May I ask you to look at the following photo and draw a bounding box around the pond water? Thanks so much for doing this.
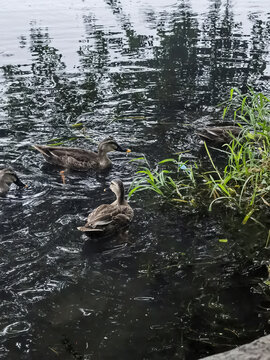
[1,0,270,359]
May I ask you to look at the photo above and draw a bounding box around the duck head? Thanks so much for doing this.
[0,168,26,194]
[98,138,126,153]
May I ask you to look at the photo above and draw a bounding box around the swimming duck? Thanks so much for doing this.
[196,126,242,144]
[0,168,26,195]
[77,179,134,237]
[33,137,130,171]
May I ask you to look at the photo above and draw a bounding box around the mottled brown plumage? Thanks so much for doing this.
[33,138,127,171]
[77,179,133,237]
[197,126,242,144]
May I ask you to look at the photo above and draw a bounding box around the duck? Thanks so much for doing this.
[77,179,134,238]
[196,125,242,144]
[33,137,130,171]
[0,168,26,195]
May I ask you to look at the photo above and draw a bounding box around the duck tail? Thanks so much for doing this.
[33,145,51,157]
[77,226,103,233]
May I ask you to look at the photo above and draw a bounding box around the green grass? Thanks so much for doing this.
[129,88,270,226]
[203,88,270,219]
[129,155,198,205]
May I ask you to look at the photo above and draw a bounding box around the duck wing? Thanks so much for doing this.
[86,204,119,227]
[33,145,98,170]
[196,126,241,143]
[77,204,115,233]
[78,204,133,234]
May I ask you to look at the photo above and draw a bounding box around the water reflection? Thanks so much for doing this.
[0,0,270,359]
[2,27,93,122]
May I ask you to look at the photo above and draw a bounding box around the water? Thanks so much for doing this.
[1,0,270,359]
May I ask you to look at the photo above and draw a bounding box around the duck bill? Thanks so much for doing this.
[14,176,26,188]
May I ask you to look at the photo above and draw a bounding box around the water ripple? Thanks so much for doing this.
[1,322,31,336]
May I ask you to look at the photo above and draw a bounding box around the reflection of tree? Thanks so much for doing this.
[77,0,153,117]
[244,17,270,87]
[2,0,270,126]
[78,18,109,74]
[201,0,246,104]
[74,0,270,151]
[203,0,270,104]
[199,0,237,105]
[152,2,199,110]
[148,0,270,110]
[105,0,150,53]
[2,26,98,123]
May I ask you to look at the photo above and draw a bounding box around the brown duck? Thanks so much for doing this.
[196,126,242,144]
[33,137,130,171]
[77,179,134,237]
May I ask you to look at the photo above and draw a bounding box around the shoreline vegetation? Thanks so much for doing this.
[129,88,270,239]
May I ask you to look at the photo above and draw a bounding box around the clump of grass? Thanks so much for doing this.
[203,88,270,222]
[129,155,198,205]
[129,88,270,225]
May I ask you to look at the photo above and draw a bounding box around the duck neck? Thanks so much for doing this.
[98,150,111,167]
[0,179,9,193]
[116,191,125,206]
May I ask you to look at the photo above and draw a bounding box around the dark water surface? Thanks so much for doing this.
[1,0,270,359]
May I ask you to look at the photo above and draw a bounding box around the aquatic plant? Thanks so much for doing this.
[129,155,198,205]
[129,88,270,226]
[203,88,270,221]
